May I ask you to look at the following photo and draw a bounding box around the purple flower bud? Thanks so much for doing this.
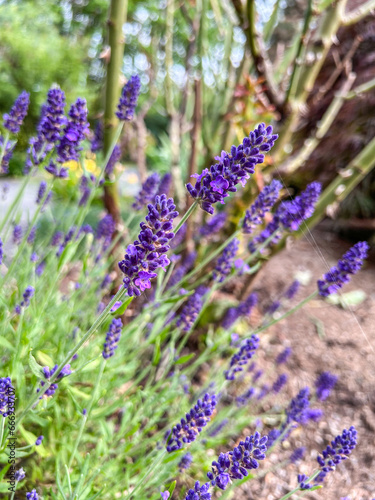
[272,374,288,393]
[213,238,239,283]
[222,292,257,329]
[242,180,282,234]
[0,377,14,417]
[91,121,103,152]
[35,435,44,446]
[15,286,35,314]
[116,75,141,121]
[177,287,208,331]
[0,237,3,265]
[315,371,338,401]
[184,481,211,500]
[13,224,22,245]
[133,172,160,211]
[36,181,47,204]
[157,172,172,196]
[27,226,37,245]
[0,136,14,174]
[102,318,123,359]
[106,144,121,176]
[200,212,227,238]
[15,468,26,481]
[290,446,306,463]
[276,347,291,365]
[26,490,39,500]
[57,98,89,164]
[3,91,30,134]
[225,335,259,381]
[178,452,193,470]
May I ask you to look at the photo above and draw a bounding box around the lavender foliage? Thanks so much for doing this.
[26,490,39,500]
[178,452,193,470]
[186,124,278,214]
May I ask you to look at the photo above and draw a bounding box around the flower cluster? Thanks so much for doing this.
[222,292,257,329]
[272,373,288,393]
[102,318,123,359]
[116,75,141,121]
[184,481,211,500]
[224,335,260,380]
[298,474,312,490]
[186,123,278,214]
[317,242,369,296]
[56,98,89,164]
[3,91,30,134]
[106,144,121,176]
[0,136,14,173]
[315,371,338,401]
[132,172,160,210]
[26,490,39,500]
[276,347,291,365]
[0,377,14,417]
[213,238,239,282]
[37,364,72,398]
[284,387,311,426]
[178,452,193,470]
[200,212,227,237]
[166,393,217,452]
[242,179,282,234]
[15,468,26,481]
[176,287,207,332]
[15,286,35,314]
[13,224,22,245]
[315,426,357,483]
[285,280,300,299]
[157,172,172,196]
[97,213,116,249]
[0,236,3,265]
[207,432,268,490]
[118,194,178,296]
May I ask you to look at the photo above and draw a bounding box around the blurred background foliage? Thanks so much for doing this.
[1,0,375,230]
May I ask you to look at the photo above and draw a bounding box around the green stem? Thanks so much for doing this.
[68,357,107,468]
[12,287,129,435]
[277,470,320,500]
[174,200,198,234]
[0,175,30,234]
[124,450,167,500]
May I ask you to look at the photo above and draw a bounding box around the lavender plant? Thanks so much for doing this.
[0,82,370,500]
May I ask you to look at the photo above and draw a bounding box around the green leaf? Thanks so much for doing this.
[152,336,161,366]
[37,350,54,367]
[175,353,195,365]
[28,350,44,379]
[110,296,133,315]
[0,336,15,352]
[166,480,177,497]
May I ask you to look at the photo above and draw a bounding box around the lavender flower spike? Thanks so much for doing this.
[315,426,357,483]
[166,393,217,452]
[26,490,39,500]
[56,98,89,164]
[315,372,338,401]
[0,237,3,265]
[13,225,22,245]
[317,241,369,297]
[186,123,278,214]
[132,172,160,210]
[116,75,141,121]
[222,292,257,329]
[36,181,47,204]
[102,318,123,359]
[15,286,35,314]
[200,212,227,237]
[119,194,178,296]
[207,432,268,490]
[177,287,208,331]
[224,335,260,380]
[3,91,30,134]
[15,468,26,481]
[213,238,239,282]
[185,481,212,500]
[0,377,14,417]
[243,179,282,234]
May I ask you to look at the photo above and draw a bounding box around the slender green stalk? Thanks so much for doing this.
[0,417,5,449]
[0,132,10,168]
[0,175,30,234]
[278,471,320,499]
[124,450,167,500]
[174,200,198,234]
[68,357,107,468]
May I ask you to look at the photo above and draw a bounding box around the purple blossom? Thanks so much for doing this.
[91,121,103,152]
[26,490,39,500]
[290,446,306,463]
[285,280,300,299]
[272,374,288,393]
[222,292,257,329]
[27,226,36,245]
[36,181,47,204]
[15,286,35,314]
[187,124,278,214]
[224,335,260,381]
[30,252,39,263]
[166,393,217,452]
[317,242,369,297]
[51,231,63,247]
[284,388,311,427]
[45,161,68,178]
[236,388,255,406]
[200,212,227,237]
[15,468,26,481]
[298,474,312,490]
[161,492,170,500]
[35,435,44,446]
[36,261,46,276]
[0,136,14,173]
[106,144,121,176]
[242,180,282,234]
[78,176,91,207]
[97,214,116,246]
[37,364,72,399]
[267,300,281,315]
[0,377,14,417]
[177,287,207,331]
[315,426,357,483]
[132,172,160,211]
[13,224,22,244]
[208,418,229,436]
[185,481,211,500]
[315,372,338,401]
[157,172,172,196]
[266,428,281,449]
[276,347,291,365]
[102,318,123,359]
[207,432,268,490]
[178,452,193,470]
[56,98,89,163]
[118,194,178,296]
[0,237,3,265]
[213,238,239,282]
[116,75,141,121]
[3,91,30,134]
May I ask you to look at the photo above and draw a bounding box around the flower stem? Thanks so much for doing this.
[277,470,320,499]
[174,200,198,234]
[124,449,167,500]
[0,174,30,234]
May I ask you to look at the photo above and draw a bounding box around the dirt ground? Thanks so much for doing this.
[238,226,375,500]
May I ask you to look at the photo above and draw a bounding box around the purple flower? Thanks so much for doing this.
[236,388,255,406]
[78,176,91,207]
[177,287,207,332]
[317,241,369,297]
[36,181,47,204]
[13,224,22,245]
[290,447,306,463]
[26,490,39,500]
[222,292,257,329]
[267,300,281,315]
[285,280,300,299]
[97,214,116,246]
[110,300,122,312]
[166,393,217,452]
[91,121,103,152]
[102,318,123,359]
[116,75,141,121]
[315,372,338,401]
[15,286,35,314]
[106,144,121,176]
[118,194,178,296]
[200,212,227,237]
[0,377,14,417]
[266,428,281,449]
[35,435,44,446]
[272,374,288,393]
[36,261,46,277]
[187,124,278,214]
[213,238,239,282]
[276,347,291,365]
[178,452,193,470]
[208,418,229,436]
[30,252,39,263]
[284,388,311,427]
[56,98,89,163]
[0,237,3,265]
[298,474,312,490]
[224,335,260,381]
[37,364,72,398]
[242,180,282,234]
[161,492,170,500]
[0,136,14,174]
[45,161,68,178]
[3,91,30,134]
[315,426,357,483]
[51,231,63,247]
[185,481,211,500]
[27,226,37,245]
[157,172,172,196]
[15,468,26,481]
[207,432,268,490]
[132,173,160,211]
